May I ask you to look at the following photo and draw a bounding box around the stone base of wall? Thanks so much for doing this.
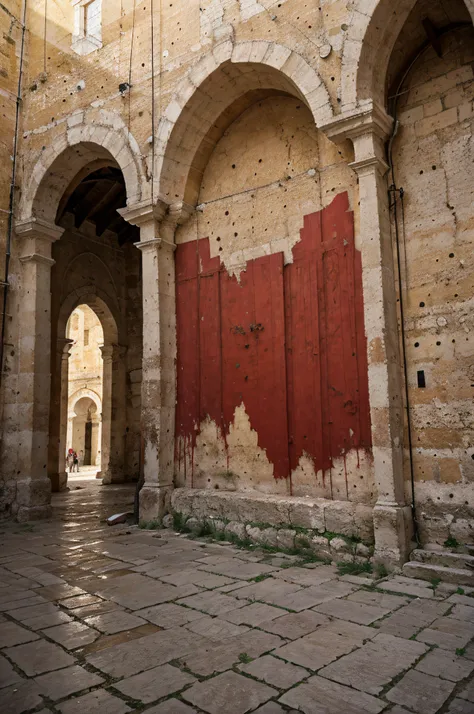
[170,488,375,543]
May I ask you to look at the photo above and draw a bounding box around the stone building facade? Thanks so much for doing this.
[0,0,473,568]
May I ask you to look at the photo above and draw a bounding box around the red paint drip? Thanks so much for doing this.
[175,192,372,482]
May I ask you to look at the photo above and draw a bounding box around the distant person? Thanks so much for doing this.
[66,449,74,473]
[72,450,79,473]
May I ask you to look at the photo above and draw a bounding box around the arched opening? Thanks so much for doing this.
[65,305,104,476]
[385,0,474,545]
[45,150,143,493]
[166,57,374,512]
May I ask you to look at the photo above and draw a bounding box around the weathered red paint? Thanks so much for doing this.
[175,191,371,485]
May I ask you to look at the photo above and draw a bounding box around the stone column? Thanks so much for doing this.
[322,104,413,567]
[118,200,192,521]
[50,338,73,492]
[14,218,64,521]
[97,344,113,482]
[108,344,127,482]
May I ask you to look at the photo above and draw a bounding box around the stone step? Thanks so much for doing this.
[402,561,474,586]
[410,548,474,570]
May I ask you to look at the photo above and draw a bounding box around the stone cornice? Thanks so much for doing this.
[15,217,64,242]
[349,155,390,176]
[19,253,55,267]
[320,102,394,144]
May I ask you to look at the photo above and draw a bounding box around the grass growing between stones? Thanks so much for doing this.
[336,561,373,576]
[238,652,253,664]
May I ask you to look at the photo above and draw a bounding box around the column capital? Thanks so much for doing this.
[15,217,64,242]
[100,344,127,360]
[320,101,394,145]
[119,198,194,232]
[19,253,55,267]
[134,237,177,253]
[57,337,74,357]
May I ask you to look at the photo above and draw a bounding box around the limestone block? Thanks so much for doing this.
[276,529,296,551]
[450,520,474,545]
[311,536,332,560]
[263,43,292,70]
[225,521,247,541]
[325,501,356,537]
[209,518,227,533]
[212,40,233,66]
[246,526,278,548]
[330,537,351,554]
[289,501,326,532]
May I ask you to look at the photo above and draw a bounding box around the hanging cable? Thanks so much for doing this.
[150,0,156,204]
[127,0,136,132]
[0,0,27,390]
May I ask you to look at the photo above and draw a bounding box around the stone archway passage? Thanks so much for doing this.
[175,192,372,495]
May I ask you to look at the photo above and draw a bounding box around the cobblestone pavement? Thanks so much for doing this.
[1,476,473,714]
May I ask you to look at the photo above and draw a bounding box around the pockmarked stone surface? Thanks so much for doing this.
[0,479,472,713]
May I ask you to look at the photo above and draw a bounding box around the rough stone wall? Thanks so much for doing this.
[392,26,474,545]
[0,0,22,417]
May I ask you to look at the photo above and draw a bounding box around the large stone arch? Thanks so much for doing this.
[58,269,121,346]
[341,0,474,109]
[155,39,333,205]
[68,387,102,415]
[19,109,149,225]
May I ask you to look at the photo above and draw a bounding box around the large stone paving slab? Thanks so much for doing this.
[57,688,131,714]
[135,602,207,628]
[183,670,277,714]
[417,616,474,650]
[386,669,456,714]
[375,597,451,639]
[4,638,75,676]
[86,627,210,677]
[0,680,44,714]
[0,653,23,688]
[415,648,474,681]
[0,620,40,646]
[238,653,309,689]
[279,674,385,714]
[145,701,197,714]
[313,597,389,625]
[94,573,201,610]
[258,610,329,640]
[113,662,196,703]
[319,633,428,695]
[34,664,104,700]
[177,590,247,616]
[42,621,99,648]
[180,629,284,677]
[273,620,375,670]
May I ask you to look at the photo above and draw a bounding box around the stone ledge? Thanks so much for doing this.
[170,488,374,543]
